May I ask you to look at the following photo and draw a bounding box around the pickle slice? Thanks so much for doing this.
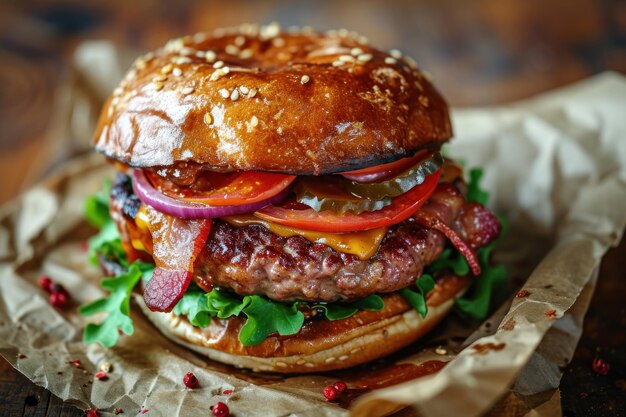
[295,177,392,214]
[347,152,443,199]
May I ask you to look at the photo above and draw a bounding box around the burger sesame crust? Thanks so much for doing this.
[93,23,452,174]
[137,275,468,373]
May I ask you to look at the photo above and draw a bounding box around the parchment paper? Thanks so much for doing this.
[0,40,624,417]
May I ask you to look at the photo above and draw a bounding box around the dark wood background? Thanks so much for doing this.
[0,0,624,416]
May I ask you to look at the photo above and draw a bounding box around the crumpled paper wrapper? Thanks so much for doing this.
[0,39,624,416]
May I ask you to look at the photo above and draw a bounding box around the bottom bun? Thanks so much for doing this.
[137,275,468,373]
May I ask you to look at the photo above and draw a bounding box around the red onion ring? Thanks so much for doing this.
[132,170,291,219]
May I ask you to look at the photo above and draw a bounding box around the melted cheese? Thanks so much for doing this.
[134,207,387,260]
[223,214,387,260]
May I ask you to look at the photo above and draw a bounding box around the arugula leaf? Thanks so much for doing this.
[87,221,127,266]
[466,168,489,205]
[352,294,385,310]
[455,243,507,320]
[311,294,385,321]
[400,274,435,318]
[84,179,112,228]
[454,214,508,320]
[79,263,154,347]
[84,179,128,268]
[453,169,508,320]
[173,291,214,328]
[208,289,249,319]
[239,295,305,346]
[428,248,470,276]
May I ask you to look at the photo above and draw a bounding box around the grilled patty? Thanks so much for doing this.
[110,174,500,302]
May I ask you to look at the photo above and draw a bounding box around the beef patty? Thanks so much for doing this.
[110,173,500,302]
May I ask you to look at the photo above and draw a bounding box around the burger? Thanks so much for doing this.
[81,23,502,373]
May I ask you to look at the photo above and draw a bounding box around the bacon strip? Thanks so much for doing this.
[413,210,481,275]
[141,206,212,312]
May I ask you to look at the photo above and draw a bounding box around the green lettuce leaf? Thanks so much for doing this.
[172,290,215,328]
[239,295,305,346]
[310,294,385,321]
[79,263,154,347]
[466,168,489,205]
[428,248,470,276]
[400,274,436,318]
[84,178,112,228]
[87,221,127,266]
[453,168,508,320]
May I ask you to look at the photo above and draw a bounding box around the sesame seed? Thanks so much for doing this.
[219,88,229,98]
[300,75,310,84]
[390,49,402,59]
[239,48,253,59]
[113,87,123,96]
[325,357,336,363]
[192,32,207,43]
[250,115,258,127]
[339,355,349,361]
[234,35,246,46]
[350,47,363,56]
[435,346,448,355]
[213,60,224,69]
[154,82,164,91]
[272,37,286,47]
[276,362,288,368]
[248,88,258,97]
[205,51,217,62]
[174,57,192,65]
[225,45,240,55]
[385,57,397,64]
[161,64,173,74]
[181,86,195,95]
[135,58,147,69]
[339,55,355,62]
[405,55,418,68]
[172,67,182,76]
[195,50,205,58]
[332,60,344,67]
[204,112,213,125]
[305,362,314,368]
[152,74,168,82]
[239,85,249,95]
[296,359,305,365]
[357,53,373,62]
[180,47,195,56]
[222,66,230,74]
[230,89,240,101]
[260,22,281,40]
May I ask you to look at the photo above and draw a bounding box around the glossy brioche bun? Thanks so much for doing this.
[94,23,452,175]
[137,275,467,373]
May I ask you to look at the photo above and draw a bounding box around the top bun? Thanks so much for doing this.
[94,23,452,174]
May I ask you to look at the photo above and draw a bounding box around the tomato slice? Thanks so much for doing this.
[340,150,428,183]
[255,170,441,232]
[146,171,296,206]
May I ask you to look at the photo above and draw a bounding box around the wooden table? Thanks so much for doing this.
[0,1,624,416]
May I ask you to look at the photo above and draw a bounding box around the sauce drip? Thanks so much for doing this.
[332,360,447,407]
[471,342,506,355]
